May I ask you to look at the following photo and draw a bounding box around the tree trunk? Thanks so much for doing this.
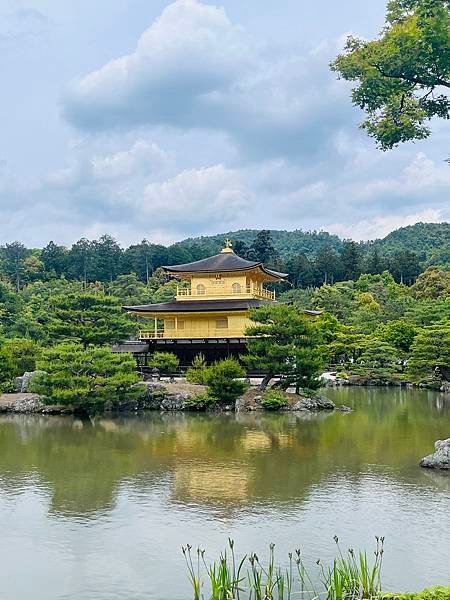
[258,373,273,390]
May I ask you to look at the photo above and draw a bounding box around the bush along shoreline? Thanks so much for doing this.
[182,538,450,600]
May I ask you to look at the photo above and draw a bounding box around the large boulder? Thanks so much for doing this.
[291,395,335,411]
[420,439,450,470]
[14,371,46,393]
[160,392,188,411]
[0,393,44,413]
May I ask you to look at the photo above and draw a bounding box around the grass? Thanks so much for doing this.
[183,536,387,600]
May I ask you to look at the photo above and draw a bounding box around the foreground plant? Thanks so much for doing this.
[183,537,387,600]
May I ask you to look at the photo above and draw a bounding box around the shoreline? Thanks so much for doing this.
[1,378,448,416]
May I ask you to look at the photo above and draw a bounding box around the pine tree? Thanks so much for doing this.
[32,344,142,413]
[408,321,450,381]
[244,304,323,392]
[40,293,136,348]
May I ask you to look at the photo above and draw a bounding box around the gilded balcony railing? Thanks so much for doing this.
[139,328,247,339]
[176,285,275,301]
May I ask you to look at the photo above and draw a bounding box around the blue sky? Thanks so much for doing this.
[1,0,449,247]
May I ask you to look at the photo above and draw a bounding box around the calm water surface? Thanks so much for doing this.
[0,388,449,599]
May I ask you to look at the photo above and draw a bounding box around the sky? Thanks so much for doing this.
[1,0,449,248]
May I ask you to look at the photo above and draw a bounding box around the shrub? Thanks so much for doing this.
[183,392,215,411]
[0,340,15,391]
[3,338,42,376]
[185,353,208,384]
[149,351,180,374]
[203,357,248,404]
[261,389,288,411]
[31,344,143,413]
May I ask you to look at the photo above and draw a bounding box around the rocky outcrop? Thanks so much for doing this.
[14,371,46,393]
[0,393,44,413]
[136,382,203,411]
[290,395,335,411]
[0,393,69,414]
[420,439,450,470]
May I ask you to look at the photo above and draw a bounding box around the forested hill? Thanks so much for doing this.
[179,222,450,262]
[372,222,450,261]
[0,221,448,291]
[178,229,344,259]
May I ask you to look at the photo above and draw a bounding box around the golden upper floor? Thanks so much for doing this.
[165,239,286,302]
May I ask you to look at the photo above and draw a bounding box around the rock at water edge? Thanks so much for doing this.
[420,438,450,470]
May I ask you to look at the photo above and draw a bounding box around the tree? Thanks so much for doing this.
[23,255,46,285]
[244,304,323,392]
[312,282,356,321]
[408,321,450,380]
[285,253,318,288]
[0,339,15,391]
[250,230,277,263]
[108,273,152,305]
[376,319,418,353]
[340,242,363,280]
[354,339,400,380]
[41,241,68,277]
[92,235,123,282]
[388,250,422,284]
[149,352,180,374]
[331,0,450,150]
[31,344,142,413]
[0,280,23,334]
[203,358,248,404]
[41,293,136,348]
[315,246,342,284]
[2,242,29,291]
[233,240,251,259]
[68,238,95,284]
[410,266,450,299]
[2,338,42,376]
[364,247,387,275]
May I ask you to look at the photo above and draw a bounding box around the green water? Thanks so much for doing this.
[0,387,448,599]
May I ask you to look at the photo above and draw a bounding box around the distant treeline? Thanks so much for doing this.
[0,222,448,291]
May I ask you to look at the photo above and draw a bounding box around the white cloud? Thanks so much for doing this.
[47,139,168,187]
[63,0,355,161]
[91,141,167,181]
[327,209,446,241]
[140,164,251,232]
[64,0,251,131]
[362,153,450,199]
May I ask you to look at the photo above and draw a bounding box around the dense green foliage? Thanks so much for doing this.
[185,353,208,384]
[203,358,248,404]
[0,225,448,299]
[261,389,289,410]
[148,351,180,374]
[31,344,142,413]
[41,293,136,348]
[331,0,450,149]
[0,227,447,396]
[245,304,324,392]
[290,268,450,384]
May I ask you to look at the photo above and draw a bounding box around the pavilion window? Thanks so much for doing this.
[196,284,206,295]
[216,318,228,329]
[232,283,241,294]
[177,320,185,330]
[165,318,175,330]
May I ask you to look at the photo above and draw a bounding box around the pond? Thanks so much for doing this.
[0,387,448,599]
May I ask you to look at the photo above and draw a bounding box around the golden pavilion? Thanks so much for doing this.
[123,240,288,364]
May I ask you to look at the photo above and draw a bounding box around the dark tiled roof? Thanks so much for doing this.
[123,299,270,313]
[163,253,287,279]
